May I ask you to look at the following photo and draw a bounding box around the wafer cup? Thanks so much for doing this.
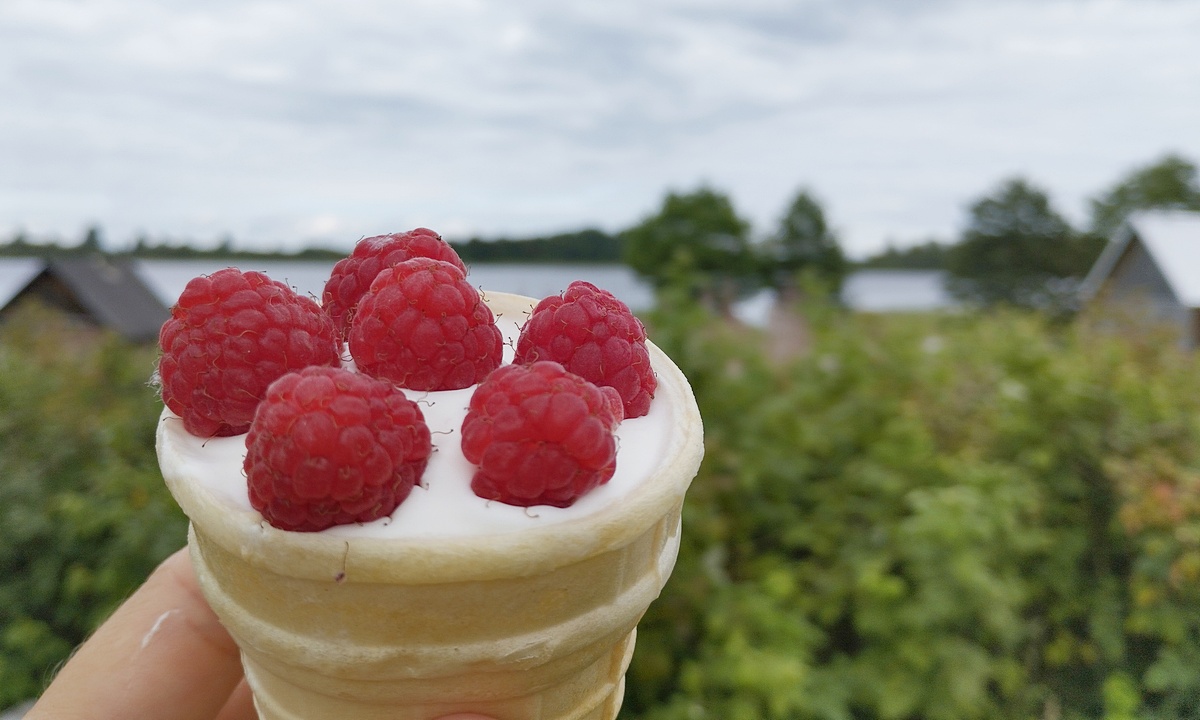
[158,291,704,720]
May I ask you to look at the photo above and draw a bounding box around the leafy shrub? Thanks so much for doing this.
[625,288,1200,720]
[6,289,1200,719]
[0,305,186,706]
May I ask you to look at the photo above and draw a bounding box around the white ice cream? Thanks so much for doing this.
[157,294,674,539]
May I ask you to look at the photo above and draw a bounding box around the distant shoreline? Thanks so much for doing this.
[0,228,626,266]
[0,250,628,266]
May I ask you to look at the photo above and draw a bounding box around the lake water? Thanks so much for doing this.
[133,259,657,312]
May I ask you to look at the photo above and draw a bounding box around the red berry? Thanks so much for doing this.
[245,366,432,532]
[349,258,503,391]
[322,228,466,338]
[158,268,340,437]
[513,281,656,418]
[461,361,623,508]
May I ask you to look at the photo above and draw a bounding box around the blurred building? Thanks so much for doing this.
[1080,210,1200,348]
[0,256,169,343]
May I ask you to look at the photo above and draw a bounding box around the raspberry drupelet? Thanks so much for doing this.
[158,268,340,437]
[514,280,657,418]
[322,228,466,339]
[461,361,623,508]
[245,366,433,532]
[348,257,503,392]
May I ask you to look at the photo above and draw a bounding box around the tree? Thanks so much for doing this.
[1090,154,1200,237]
[80,225,103,252]
[452,229,621,264]
[620,187,755,308]
[945,178,1096,309]
[762,189,846,290]
[1,230,33,257]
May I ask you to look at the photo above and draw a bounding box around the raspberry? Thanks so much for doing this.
[461,361,623,508]
[322,228,466,338]
[158,268,340,437]
[348,257,503,391]
[245,366,432,532]
[513,281,657,418]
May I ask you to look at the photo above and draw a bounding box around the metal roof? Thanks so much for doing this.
[2,256,169,342]
[1081,210,1200,307]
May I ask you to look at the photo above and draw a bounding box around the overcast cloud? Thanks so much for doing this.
[1,0,1198,257]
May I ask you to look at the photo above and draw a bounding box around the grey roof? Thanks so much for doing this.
[1081,210,1200,306]
[4,256,170,342]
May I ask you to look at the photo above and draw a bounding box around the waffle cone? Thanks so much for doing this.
[158,291,704,720]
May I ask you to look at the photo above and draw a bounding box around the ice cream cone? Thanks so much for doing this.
[158,291,704,720]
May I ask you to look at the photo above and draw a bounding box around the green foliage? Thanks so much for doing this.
[0,305,186,706]
[0,230,345,262]
[946,178,1101,311]
[621,187,756,306]
[763,190,847,291]
[2,225,625,265]
[1090,154,1200,238]
[624,289,1200,719]
[9,212,1200,718]
[452,228,621,264]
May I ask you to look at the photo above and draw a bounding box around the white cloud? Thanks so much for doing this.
[0,0,1198,256]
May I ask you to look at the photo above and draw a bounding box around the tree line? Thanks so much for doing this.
[864,154,1200,307]
[0,226,626,265]
[0,226,625,265]
[622,153,1200,311]
[2,152,1198,312]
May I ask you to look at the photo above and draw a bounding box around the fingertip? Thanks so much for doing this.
[214,679,256,720]
[31,543,244,720]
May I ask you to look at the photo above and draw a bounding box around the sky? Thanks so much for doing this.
[1,0,1198,259]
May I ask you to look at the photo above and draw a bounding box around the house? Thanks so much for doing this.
[1080,210,1200,348]
[0,255,170,343]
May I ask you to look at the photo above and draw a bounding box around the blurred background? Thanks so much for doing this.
[3,1,1200,718]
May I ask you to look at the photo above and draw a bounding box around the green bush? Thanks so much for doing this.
[625,289,1200,720]
[0,305,186,706]
[6,290,1200,719]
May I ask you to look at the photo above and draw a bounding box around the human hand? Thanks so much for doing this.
[27,547,494,720]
